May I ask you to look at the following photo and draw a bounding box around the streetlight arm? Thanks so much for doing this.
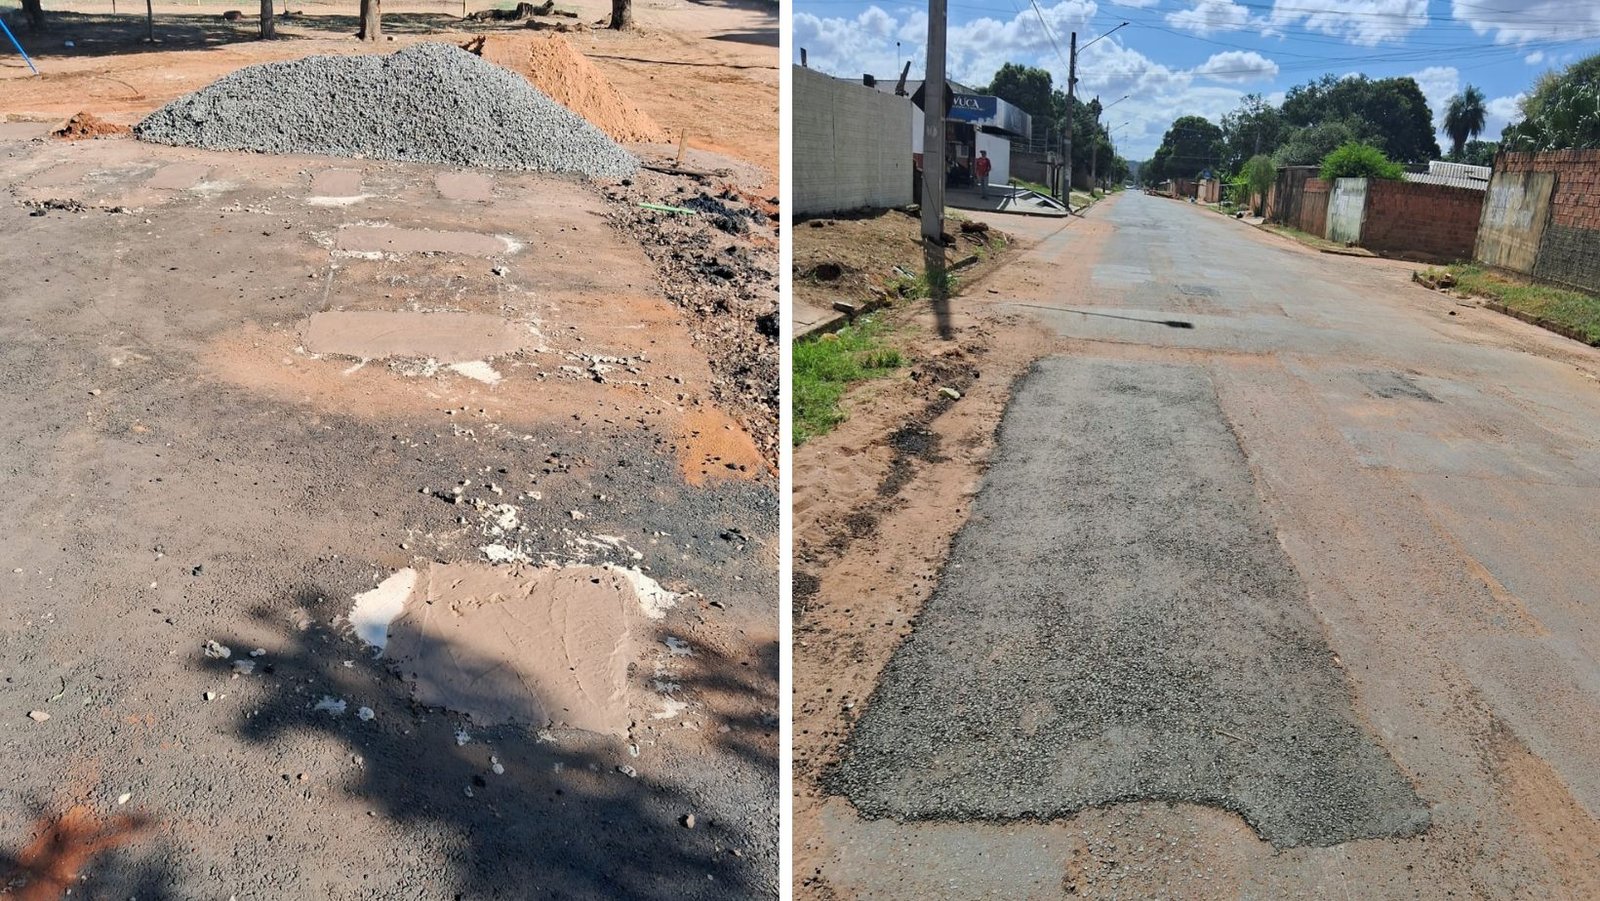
[1075,21,1126,53]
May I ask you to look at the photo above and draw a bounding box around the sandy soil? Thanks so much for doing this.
[1,0,777,181]
[795,193,1600,898]
[0,1,777,895]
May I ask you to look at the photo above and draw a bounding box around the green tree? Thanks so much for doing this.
[1150,115,1224,180]
[1461,140,1499,167]
[1220,94,1287,172]
[1273,120,1358,166]
[1320,142,1405,180]
[1502,53,1600,151]
[1241,154,1276,215]
[1282,74,1439,163]
[1441,85,1487,159]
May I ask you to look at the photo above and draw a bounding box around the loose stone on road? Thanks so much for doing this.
[830,356,1429,849]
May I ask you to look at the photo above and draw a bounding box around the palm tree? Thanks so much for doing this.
[1442,86,1487,160]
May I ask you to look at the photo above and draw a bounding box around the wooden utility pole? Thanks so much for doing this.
[1063,32,1077,211]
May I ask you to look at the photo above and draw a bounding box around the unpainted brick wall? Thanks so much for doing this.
[1493,149,1600,290]
[793,67,913,216]
[1361,180,1484,262]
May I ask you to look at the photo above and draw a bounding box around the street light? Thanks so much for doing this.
[1080,21,1128,52]
[1060,22,1127,208]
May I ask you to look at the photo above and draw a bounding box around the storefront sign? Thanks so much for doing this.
[949,94,998,121]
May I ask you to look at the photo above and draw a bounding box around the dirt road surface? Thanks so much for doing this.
[0,3,777,895]
[796,192,1600,898]
[0,0,776,181]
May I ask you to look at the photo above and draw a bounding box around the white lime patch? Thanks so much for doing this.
[349,568,418,654]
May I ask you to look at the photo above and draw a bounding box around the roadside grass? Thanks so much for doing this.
[793,317,904,445]
[1427,263,1600,344]
[1009,177,1051,196]
[885,266,958,300]
[1259,222,1352,254]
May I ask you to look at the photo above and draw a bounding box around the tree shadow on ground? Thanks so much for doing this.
[4,10,536,60]
[708,30,774,47]
[174,586,774,899]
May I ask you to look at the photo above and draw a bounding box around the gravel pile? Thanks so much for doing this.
[134,43,637,177]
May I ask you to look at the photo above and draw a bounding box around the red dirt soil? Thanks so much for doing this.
[469,33,665,144]
[52,111,130,140]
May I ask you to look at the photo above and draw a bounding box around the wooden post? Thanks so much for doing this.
[359,0,381,41]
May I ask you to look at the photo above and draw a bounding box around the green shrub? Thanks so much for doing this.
[1320,141,1405,180]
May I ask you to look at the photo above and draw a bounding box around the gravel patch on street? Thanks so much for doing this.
[828,356,1431,849]
[134,43,637,177]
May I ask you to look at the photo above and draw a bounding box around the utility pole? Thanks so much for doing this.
[1063,32,1077,212]
[921,0,947,264]
[1089,94,1099,195]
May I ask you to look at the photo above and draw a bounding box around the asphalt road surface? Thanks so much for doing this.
[831,355,1431,849]
[819,193,1600,898]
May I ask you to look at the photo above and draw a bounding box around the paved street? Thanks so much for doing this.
[814,193,1600,897]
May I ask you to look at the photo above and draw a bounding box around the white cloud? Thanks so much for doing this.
[1525,50,1545,66]
[1408,65,1460,129]
[1166,0,1254,35]
[1195,50,1280,83]
[1270,0,1428,46]
[1485,93,1525,139]
[1451,0,1600,44]
[790,2,1278,160]
[858,6,894,39]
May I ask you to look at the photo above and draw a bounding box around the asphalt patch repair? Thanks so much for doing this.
[827,356,1432,849]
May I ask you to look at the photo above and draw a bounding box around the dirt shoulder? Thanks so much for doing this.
[791,207,1100,897]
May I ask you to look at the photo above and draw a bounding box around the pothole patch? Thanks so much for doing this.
[349,561,682,735]
[301,311,533,364]
[333,224,515,257]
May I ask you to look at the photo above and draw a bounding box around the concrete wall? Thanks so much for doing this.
[1197,178,1220,203]
[1477,172,1555,272]
[1011,149,1049,186]
[1361,180,1484,262]
[1482,149,1600,292]
[793,66,913,216]
[976,132,1011,186]
[1327,178,1368,244]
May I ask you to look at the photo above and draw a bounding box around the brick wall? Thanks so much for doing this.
[1361,180,1484,262]
[793,67,913,216]
[1011,149,1050,186]
[1487,149,1600,290]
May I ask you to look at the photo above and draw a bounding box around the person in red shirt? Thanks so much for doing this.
[974,149,992,198]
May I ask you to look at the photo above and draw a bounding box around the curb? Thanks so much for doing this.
[1482,300,1600,347]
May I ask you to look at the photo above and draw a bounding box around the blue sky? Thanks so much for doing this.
[792,1,1600,160]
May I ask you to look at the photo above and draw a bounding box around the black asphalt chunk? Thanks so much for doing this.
[828,356,1431,849]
